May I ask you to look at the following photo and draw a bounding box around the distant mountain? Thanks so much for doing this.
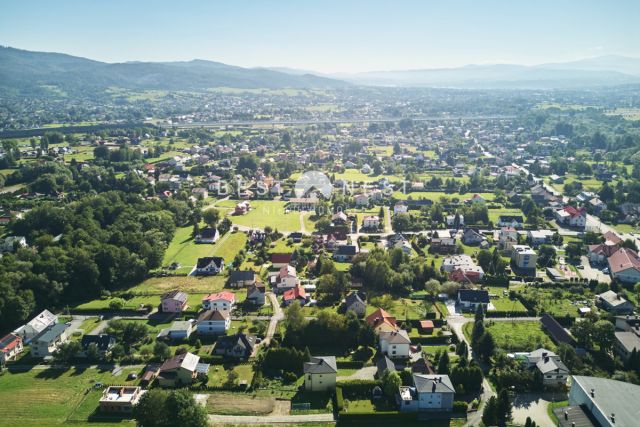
[0,46,347,96]
[333,56,640,89]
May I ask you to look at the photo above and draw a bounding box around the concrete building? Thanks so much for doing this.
[304,356,337,392]
[568,375,640,427]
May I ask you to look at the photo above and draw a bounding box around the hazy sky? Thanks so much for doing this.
[2,0,639,73]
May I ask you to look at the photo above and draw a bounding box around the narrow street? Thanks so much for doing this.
[251,292,284,357]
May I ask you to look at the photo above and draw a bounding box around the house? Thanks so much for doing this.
[354,194,370,207]
[596,290,634,314]
[511,245,538,273]
[498,227,519,252]
[457,289,489,311]
[193,256,225,275]
[555,206,587,229]
[614,331,640,362]
[271,253,293,268]
[603,231,623,245]
[214,333,256,359]
[568,375,640,427]
[361,164,372,174]
[81,334,116,355]
[246,282,266,306]
[289,232,303,243]
[333,245,357,262]
[394,203,408,214]
[342,292,366,317]
[288,197,319,211]
[331,211,349,225]
[429,237,457,254]
[158,352,201,387]
[13,309,58,343]
[397,374,455,412]
[366,308,398,333]
[446,214,464,228]
[158,320,195,340]
[234,201,251,215]
[0,333,23,365]
[419,320,434,335]
[375,354,396,378]
[527,230,554,246]
[202,291,236,311]
[379,329,411,359]
[191,187,208,199]
[271,265,299,293]
[588,242,620,264]
[0,235,27,253]
[464,194,485,204]
[498,215,524,229]
[304,356,337,391]
[411,357,435,375]
[196,309,230,334]
[525,348,569,386]
[283,285,308,306]
[161,290,188,313]
[442,255,479,274]
[30,324,69,358]
[540,314,575,346]
[362,215,380,229]
[228,270,256,288]
[607,247,640,284]
[99,386,145,413]
[461,228,485,246]
[195,227,219,243]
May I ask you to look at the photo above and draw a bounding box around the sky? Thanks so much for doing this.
[1,0,640,73]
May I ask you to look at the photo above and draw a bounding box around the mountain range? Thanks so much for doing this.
[2,46,640,95]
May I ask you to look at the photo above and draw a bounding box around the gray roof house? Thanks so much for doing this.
[398,374,455,412]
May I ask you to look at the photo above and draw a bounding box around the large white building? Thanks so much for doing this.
[568,375,640,427]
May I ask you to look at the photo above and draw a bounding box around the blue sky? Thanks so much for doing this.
[1,0,639,73]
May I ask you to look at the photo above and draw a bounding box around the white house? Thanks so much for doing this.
[568,376,640,427]
[607,247,640,284]
[398,374,455,412]
[304,356,337,392]
[196,309,231,334]
[13,309,58,343]
[354,194,370,207]
[511,245,538,270]
[193,256,225,275]
[379,329,411,359]
[457,289,489,311]
[394,203,408,214]
[157,320,195,340]
[30,324,69,358]
[363,215,380,229]
[202,291,236,311]
[270,265,299,293]
[525,348,569,386]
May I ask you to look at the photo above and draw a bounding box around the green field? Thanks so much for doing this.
[0,367,134,427]
[219,200,308,232]
[392,191,495,202]
[163,228,247,273]
[479,320,556,352]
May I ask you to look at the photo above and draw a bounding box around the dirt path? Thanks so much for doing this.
[337,366,376,381]
[299,212,306,233]
[383,206,392,234]
[251,292,283,357]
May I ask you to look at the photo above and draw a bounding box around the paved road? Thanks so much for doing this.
[383,206,392,234]
[208,413,334,424]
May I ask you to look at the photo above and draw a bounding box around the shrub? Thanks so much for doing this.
[453,401,468,413]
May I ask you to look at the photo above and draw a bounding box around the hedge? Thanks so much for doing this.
[411,335,452,345]
[337,360,365,369]
[453,401,469,413]
[335,386,345,411]
[485,310,535,318]
[338,412,418,422]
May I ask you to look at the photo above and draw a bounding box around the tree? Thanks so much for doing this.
[134,389,169,427]
[437,350,450,374]
[593,320,615,353]
[496,388,513,427]
[475,304,485,323]
[456,341,468,357]
[109,297,125,310]
[482,396,498,427]
[476,332,495,361]
[202,208,220,228]
[471,320,485,346]
[424,279,441,298]
[154,341,171,360]
[53,341,81,363]
[135,389,208,427]
[571,319,595,349]
[381,369,402,399]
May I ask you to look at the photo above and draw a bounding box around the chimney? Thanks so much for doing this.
[544,356,549,363]
[590,388,595,398]
[611,413,615,424]
[564,411,568,420]
[432,382,437,392]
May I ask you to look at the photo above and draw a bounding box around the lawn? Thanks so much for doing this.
[291,169,396,183]
[223,200,306,232]
[392,191,495,202]
[0,367,130,426]
[483,320,556,352]
[366,297,430,321]
[163,228,247,273]
[486,287,528,313]
[206,392,274,415]
[126,275,226,295]
[487,208,525,225]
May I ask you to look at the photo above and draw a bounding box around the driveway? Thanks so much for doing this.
[512,393,562,427]
[337,366,376,381]
[579,256,611,283]
[251,292,283,357]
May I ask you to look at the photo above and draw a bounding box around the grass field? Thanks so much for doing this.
[163,229,247,274]
[0,367,132,427]
[126,275,227,295]
[482,320,556,352]
[207,392,275,415]
[219,200,306,232]
[392,191,495,202]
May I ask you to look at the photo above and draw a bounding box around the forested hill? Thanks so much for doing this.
[0,46,347,96]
